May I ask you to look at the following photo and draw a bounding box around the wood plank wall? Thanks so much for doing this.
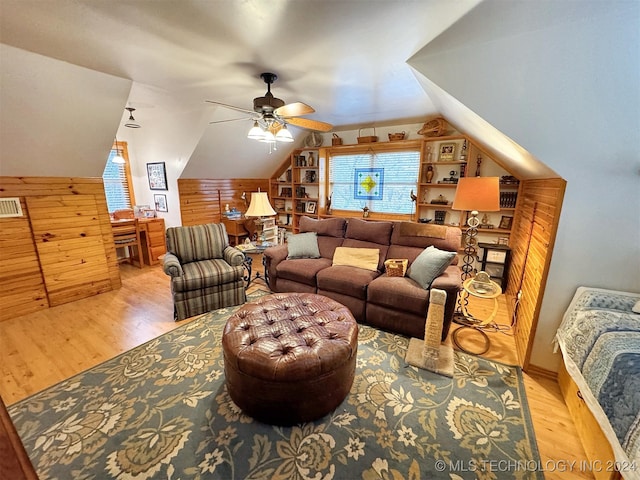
[0,177,121,322]
[505,178,566,368]
[177,179,269,226]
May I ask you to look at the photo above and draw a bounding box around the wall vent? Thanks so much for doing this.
[0,198,24,218]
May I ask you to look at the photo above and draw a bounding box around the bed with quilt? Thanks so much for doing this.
[555,287,640,480]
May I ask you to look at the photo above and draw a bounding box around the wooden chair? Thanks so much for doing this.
[112,219,143,268]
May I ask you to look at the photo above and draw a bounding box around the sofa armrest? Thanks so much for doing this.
[431,265,462,291]
[263,244,289,267]
[163,253,184,277]
[224,246,245,267]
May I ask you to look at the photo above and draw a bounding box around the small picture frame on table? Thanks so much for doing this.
[305,201,317,214]
[147,162,168,190]
[154,194,168,212]
[438,143,456,162]
[499,216,513,230]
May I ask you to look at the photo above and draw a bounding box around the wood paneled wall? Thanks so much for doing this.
[0,177,120,322]
[505,178,566,368]
[177,179,269,226]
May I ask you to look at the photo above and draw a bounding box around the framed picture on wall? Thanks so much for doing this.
[154,194,168,212]
[438,143,456,162]
[147,162,168,190]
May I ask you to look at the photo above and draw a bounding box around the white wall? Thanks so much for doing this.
[409,0,640,370]
[0,45,131,177]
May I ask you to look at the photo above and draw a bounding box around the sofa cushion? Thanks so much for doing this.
[317,265,380,300]
[287,232,321,259]
[299,215,346,238]
[345,218,393,245]
[342,239,389,271]
[332,247,379,272]
[391,222,461,254]
[277,258,332,287]
[408,246,456,289]
[172,259,244,293]
[367,275,429,315]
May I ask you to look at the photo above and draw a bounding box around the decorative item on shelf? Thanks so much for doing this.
[460,139,467,161]
[388,131,405,141]
[331,133,343,146]
[425,165,434,183]
[410,189,418,221]
[295,186,306,198]
[418,218,433,223]
[430,194,448,205]
[286,169,292,182]
[498,237,509,246]
[438,143,456,162]
[308,152,315,167]
[426,145,434,162]
[305,201,317,214]
[438,170,458,184]
[459,162,467,178]
[274,199,286,211]
[500,191,518,208]
[326,193,332,215]
[304,170,317,183]
[499,216,513,230]
[295,155,307,167]
[418,117,447,137]
[362,206,370,218]
[304,132,323,148]
[500,175,520,185]
[475,154,483,176]
[357,127,377,143]
[280,187,292,198]
[434,210,446,225]
[479,213,494,229]
[422,189,429,204]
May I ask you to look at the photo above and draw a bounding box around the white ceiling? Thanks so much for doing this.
[0,0,483,179]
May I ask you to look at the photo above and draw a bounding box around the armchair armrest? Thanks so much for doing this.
[163,252,184,277]
[224,246,244,267]
[263,244,288,269]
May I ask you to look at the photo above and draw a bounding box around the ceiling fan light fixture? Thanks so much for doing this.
[275,125,294,143]
[259,130,276,143]
[124,107,141,128]
[247,121,265,139]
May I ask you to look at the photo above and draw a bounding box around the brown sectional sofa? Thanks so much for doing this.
[263,216,462,341]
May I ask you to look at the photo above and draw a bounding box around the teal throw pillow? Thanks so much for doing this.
[408,246,456,289]
[287,232,321,259]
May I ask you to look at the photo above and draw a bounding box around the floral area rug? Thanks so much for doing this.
[9,293,541,479]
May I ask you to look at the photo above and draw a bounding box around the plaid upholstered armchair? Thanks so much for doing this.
[163,223,246,320]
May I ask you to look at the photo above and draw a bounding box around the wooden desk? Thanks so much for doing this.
[222,218,250,246]
[111,218,166,266]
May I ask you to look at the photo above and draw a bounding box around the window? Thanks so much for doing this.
[329,148,420,214]
[102,141,135,212]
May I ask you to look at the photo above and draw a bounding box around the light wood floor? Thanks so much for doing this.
[0,263,593,479]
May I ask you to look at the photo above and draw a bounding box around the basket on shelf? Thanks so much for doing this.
[384,258,408,277]
[418,117,448,137]
[331,133,343,145]
[357,127,378,144]
[388,131,405,141]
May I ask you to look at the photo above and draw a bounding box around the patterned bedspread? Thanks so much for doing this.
[555,287,640,477]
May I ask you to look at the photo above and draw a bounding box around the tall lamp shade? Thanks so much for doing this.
[245,191,276,218]
[452,177,500,213]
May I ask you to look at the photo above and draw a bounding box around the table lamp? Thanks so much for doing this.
[451,177,500,281]
[244,189,276,244]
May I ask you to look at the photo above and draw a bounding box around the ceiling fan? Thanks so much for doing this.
[206,72,332,144]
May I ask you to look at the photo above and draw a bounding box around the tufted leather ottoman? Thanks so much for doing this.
[222,292,358,425]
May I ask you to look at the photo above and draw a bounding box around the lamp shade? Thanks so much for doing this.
[451,177,500,212]
[245,191,276,217]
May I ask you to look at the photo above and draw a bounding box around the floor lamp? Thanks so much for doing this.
[451,177,500,320]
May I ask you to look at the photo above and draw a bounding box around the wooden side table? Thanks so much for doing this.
[222,218,250,246]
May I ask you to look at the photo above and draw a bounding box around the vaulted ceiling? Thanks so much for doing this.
[0,0,484,180]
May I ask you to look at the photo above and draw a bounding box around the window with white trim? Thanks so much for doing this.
[329,149,420,214]
[102,141,135,212]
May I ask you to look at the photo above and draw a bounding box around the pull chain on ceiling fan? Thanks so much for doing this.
[206,72,332,150]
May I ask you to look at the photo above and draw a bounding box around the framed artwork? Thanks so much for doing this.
[147,162,168,190]
[305,201,317,214]
[438,143,456,162]
[499,216,513,230]
[154,194,168,212]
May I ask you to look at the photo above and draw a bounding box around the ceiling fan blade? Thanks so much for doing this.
[286,117,333,132]
[205,100,255,115]
[274,102,315,117]
[209,117,253,125]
